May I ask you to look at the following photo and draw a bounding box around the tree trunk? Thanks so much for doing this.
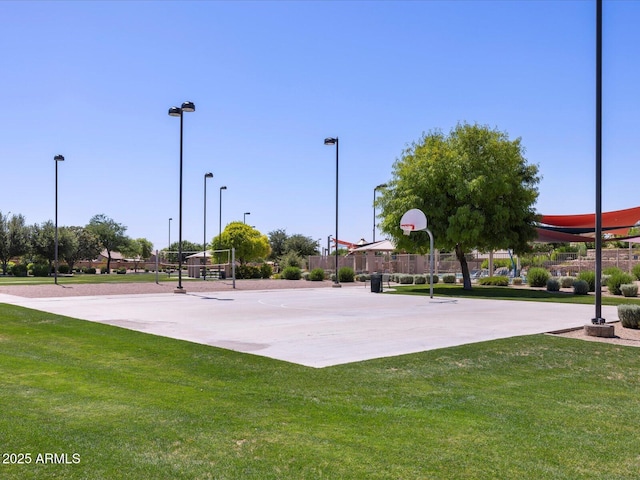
[106,250,112,274]
[455,243,472,290]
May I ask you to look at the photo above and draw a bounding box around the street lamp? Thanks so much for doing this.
[219,186,227,239]
[324,137,340,286]
[373,183,388,243]
[54,154,64,285]
[203,172,213,280]
[244,212,250,224]
[168,217,172,250]
[168,101,195,293]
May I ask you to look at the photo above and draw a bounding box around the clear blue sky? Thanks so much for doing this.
[1,0,638,252]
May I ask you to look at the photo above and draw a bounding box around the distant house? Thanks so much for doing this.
[96,249,125,264]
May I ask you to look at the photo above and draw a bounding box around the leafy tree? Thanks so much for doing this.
[378,122,540,289]
[0,212,30,274]
[214,222,270,264]
[268,229,288,260]
[30,221,74,271]
[163,240,203,264]
[86,214,129,273]
[285,234,319,257]
[122,238,154,272]
[60,226,102,272]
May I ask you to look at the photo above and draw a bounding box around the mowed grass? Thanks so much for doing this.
[2,305,640,478]
[0,272,191,286]
[390,283,640,306]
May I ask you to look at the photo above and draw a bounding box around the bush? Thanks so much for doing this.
[302,272,310,281]
[83,267,97,274]
[309,268,325,281]
[618,304,640,329]
[414,275,426,285]
[58,264,70,274]
[338,267,355,283]
[560,276,575,288]
[573,279,590,295]
[607,272,635,295]
[236,265,262,279]
[620,283,638,298]
[10,263,28,277]
[356,274,369,282]
[117,267,127,274]
[442,274,456,284]
[512,277,523,285]
[546,278,560,292]
[281,266,302,280]
[398,275,414,285]
[603,266,623,276]
[633,264,640,281]
[32,264,51,277]
[278,251,305,270]
[577,271,596,292]
[478,276,509,286]
[527,267,550,287]
[260,263,273,279]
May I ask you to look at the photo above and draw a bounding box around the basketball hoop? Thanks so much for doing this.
[400,224,415,236]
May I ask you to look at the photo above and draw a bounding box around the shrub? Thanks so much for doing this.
[546,278,560,292]
[281,266,302,280]
[338,267,355,283]
[309,268,325,281]
[302,272,310,281]
[620,283,638,298]
[10,263,28,277]
[442,274,456,284]
[83,267,97,274]
[32,264,51,277]
[607,272,635,295]
[478,276,509,286]
[603,266,623,276]
[618,304,640,329]
[414,275,426,285]
[633,264,640,281]
[512,277,523,285]
[527,267,550,287]
[573,280,590,295]
[278,251,305,270]
[560,276,575,288]
[117,267,127,274]
[356,274,370,282]
[236,265,261,279]
[260,263,273,279]
[577,271,596,292]
[398,275,414,285]
[58,264,70,274]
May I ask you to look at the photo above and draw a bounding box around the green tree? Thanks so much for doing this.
[378,122,540,290]
[86,214,129,273]
[59,226,102,272]
[30,221,74,271]
[215,222,270,264]
[164,240,203,264]
[0,212,30,274]
[285,234,319,257]
[268,229,288,260]
[122,238,154,272]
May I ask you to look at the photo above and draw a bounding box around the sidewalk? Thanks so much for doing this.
[0,288,618,368]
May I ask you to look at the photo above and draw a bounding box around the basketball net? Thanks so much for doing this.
[400,224,415,236]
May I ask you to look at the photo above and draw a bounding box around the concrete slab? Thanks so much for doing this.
[0,288,618,368]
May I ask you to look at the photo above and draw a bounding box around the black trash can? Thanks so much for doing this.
[370,273,383,293]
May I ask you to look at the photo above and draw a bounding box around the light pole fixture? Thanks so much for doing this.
[168,217,173,250]
[327,235,332,258]
[373,183,388,243]
[203,172,213,280]
[324,137,340,286]
[219,186,227,239]
[244,212,250,224]
[54,154,64,285]
[168,101,195,293]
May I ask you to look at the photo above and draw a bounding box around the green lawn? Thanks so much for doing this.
[0,272,194,286]
[2,304,640,479]
[390,283,640,306]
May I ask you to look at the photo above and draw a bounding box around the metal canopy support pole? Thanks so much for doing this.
[426,228,434,299]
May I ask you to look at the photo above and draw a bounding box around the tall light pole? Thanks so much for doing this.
[54,154,64,285]
[168,101,195,293]
[373,183,388,243]
[203,172,213,280]
[219,186,227,239]
[324,137,340,286]
[168,217,172,250]
[244,212,250,224]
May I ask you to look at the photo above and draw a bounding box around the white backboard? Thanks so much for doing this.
[400,208,427,233]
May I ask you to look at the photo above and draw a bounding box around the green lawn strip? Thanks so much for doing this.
[0,273,196,286]
[2,304,640,478]
[389,283,640,306]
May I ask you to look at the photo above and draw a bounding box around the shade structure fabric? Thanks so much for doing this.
[539,206,640,237]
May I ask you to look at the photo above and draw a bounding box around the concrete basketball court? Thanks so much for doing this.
[0,288,618,368]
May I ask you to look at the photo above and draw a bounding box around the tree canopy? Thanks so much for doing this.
[378,122,540,289]
[86,214,129,273]
[214,222,270,264]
